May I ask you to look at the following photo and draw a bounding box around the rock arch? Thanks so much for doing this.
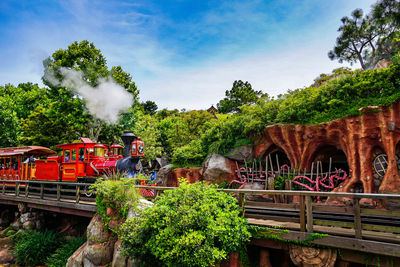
[309,145,349,174]
[261,144,292,171]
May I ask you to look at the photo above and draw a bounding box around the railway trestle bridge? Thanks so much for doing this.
[0,180,400,264]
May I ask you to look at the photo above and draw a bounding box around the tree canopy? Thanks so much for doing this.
[329,1,400,69]
[217,80,266,113]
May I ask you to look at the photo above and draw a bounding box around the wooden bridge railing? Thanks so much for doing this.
[0,179,95,205]
[1,180,400,241]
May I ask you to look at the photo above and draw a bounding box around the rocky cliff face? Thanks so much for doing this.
[254,101,400,194]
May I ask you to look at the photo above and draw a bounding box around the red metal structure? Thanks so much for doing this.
[0,146,57,180]
[0,132,145,183]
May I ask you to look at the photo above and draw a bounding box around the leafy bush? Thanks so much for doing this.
[171,139,206,167]
[11,230,61,266]
[91,176,142,219]
[120,180,251,267]
[46,236,86,267]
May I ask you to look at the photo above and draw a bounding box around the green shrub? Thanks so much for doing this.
[120,180,251,267]
[91,177,142,219]
[46,236,86,267]
[90,177,142,235]
[171,139,206,167]
[12,230,61,266]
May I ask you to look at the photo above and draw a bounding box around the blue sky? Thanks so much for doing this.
[0,0,377,109]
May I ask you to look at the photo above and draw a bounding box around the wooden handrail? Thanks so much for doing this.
[134,185,400,200]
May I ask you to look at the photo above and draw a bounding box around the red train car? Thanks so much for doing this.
[0,131,145,182]
[0,146,57,180]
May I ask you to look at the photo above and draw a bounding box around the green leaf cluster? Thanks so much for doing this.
[120,180,251,267]
[11,230,61,266]
[90,177,142,222]
[46,236,86,267]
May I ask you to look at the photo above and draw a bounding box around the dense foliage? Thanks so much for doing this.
[169,62,400,166]
[90,176,142,227]
[217,80,267,113]
[46,236,86,267]
[11,230,61,266]
[120,181,251,267]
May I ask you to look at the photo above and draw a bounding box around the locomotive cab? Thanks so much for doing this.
[131,137,145,157]
[110,144,124,157]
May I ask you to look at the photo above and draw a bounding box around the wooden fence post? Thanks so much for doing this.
[76,185,80,204]
[57,184,61,201]
[353,197,362,239]
[25,182,29,198]
[238,193,245,217]
[305,195,313,233]
[299,195,306,232]
[16,182,19,197]
[40,184,44,199]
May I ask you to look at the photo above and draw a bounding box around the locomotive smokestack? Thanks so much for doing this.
[121,131,137,157]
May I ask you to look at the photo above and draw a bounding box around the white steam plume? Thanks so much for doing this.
[46,67,133,123]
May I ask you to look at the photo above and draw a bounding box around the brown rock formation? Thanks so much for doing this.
[254,101,400,194]
[170,167,203,186]
[155,165,204,187]
[289,245,337,267]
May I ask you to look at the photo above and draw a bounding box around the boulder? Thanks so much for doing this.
[225,145,254,162]
[87,214,114,244]
[112,240,128,267]
[201,154,237,184]
[156,156,169,168]
[22,220,35,230]
[154,164,173,186]
[66,242,87,267]
[17,203,26,213]
[10,220,21,230]
[127,199,154,219]
[20,213,32,224]
[85,241,115,266]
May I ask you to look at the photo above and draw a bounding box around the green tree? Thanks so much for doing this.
[0,98,19,147]
[329,3,400,69]
[21,40,139,147]
[111,65,139,104]
[217,80,266,113]
[140,100,158,115]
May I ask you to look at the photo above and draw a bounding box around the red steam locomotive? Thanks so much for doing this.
[0,131,144,182]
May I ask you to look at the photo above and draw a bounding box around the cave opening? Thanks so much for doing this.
[261,145,291,172]
[310,145,349,175]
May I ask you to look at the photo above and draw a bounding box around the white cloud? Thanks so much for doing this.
[140,38,352,110]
